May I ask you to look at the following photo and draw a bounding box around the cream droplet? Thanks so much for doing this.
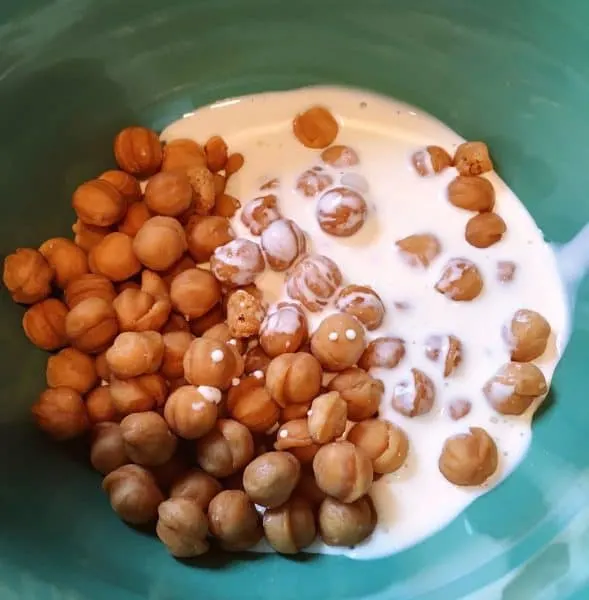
[211,349,224,363]
[345,329,357,340]
[197,386,222,404]
[328,331,339,341]
[232,378,240,387]
[253,370,264,379]
[279,429,288,438]
[307,409,313,416]
[228,339,237,346]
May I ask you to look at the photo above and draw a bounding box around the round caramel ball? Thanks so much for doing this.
[274,419,319,464]
[183,337,243,390]
[211,238,265,287]
[90,422,129,475]
[266,352,322,407]
[65,297,119,354]
[465,212,506,248]
[313,441,373,503]
[447,175,495,212]
[170,268,221,319]
[359,337,406,371]
[156,497,209,557]
[319,496,376,546]
[23,298,68,350]
[205,135,228,172]
[65,274,116,309]
[46,347,97,394]
[317,186,368,237]
[243,451,301,508]
[259,303,308,358]
[106,331,164,379]
[226,289,266,339]
[311,313,366,371]
[286,254,342,312]
[185,165,216,215]
[89,232,141,282]
[112,287,171,333]
[454,141,494,176]
[328,368,383,421]
[162,138,207,173]
[439,427,498,486]
[263,496,317,554]
[435,258,483,301]
[114,126,163,177]
[102,464,164,524]
[164,385,219,439]
[195,419,254,478]
[296,168,333,198]
[86,386,119,423]
[411,145,452,176]
[99,169,142,203]
[483,362,547,415]
[425,334,463,378]
[117,202,152,237]
[73,179,127,227]
[186,215,235,264]
[240,194,281,235]
[335,285,385,330]
[396,233,442,268]
[120,411,177,467]
[227,376,280,433]
[144,171,193,217]
[208,490,262,551]
[347,419,408,474]
[3,248,53,304]
[109,373,167,415]
[31,387,89,440]
[260,219,306,271]
[170,468,222,510]
[160,331,193,379]
[293,106,339,149]
[322,144,360,168]
[391,368,435,417]
[133,216,187,271]
[503,309,551,362]
[72,220,112,252]
[38,237,88,289]
[308,391,347,444]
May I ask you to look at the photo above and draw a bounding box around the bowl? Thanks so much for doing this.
[1,1,589,598]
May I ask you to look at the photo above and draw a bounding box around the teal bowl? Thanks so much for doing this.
[2,1,589,598]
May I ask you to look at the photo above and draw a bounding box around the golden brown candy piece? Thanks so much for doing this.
[156,497,210,557]
[502,309,551,362]
[3,248,54,304]
[435,258,483,301]
[411,145,452,176]
[293,106,339,149]
[114,126,163,177]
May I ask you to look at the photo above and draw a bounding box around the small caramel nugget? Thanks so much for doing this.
[208,490,263,551]
[22,298,68,350]
[310,313,366,372]
[109,373,167,415]
[503,309,551,362]
[425,334,463,377]
[73,179,127,227]
[358,337,405,371]
[286,254,342,312]
[439,427,498,486]
[448,176,495,212]
[46,347,97,394]
[88,232,142,282]
[86,387,119,424]
[266,352,322,407]
[170,268,221,320]
[447,398,472,421]
[497,260,516,283]
[296,167,333,198]
[274,419,319,464]
[435,258,483,301]
[102,464,165,524]
[157,497,209,557]
[186,215,235,264]
[120,411,177,467]
[321,144,359,168]
[293,106,339,149]
[90,422,129,475]
[319,496,376,547]
[196,419,254,478]
[483,361,547,415]
[205,135,228,172]
[161,331,193,379]
[106,331,164,379]
[161,138,207,172]
[72,220,112,252]
[133,216,187,271]
[396,233,441,268]
[99,169,142,204]
[3,248,53,304]
[411,145,452,176]
[227,376,280,433]
[225,152,245,176]
[170,469,222,510]
[261,219,306,271]
[164,385,219,439]
[308,391,347,444]
[259,302,308,358]
[327,367,384,421]
[31,387,89,440]
[240,194,281,236]
[211,238,265,287]
[117,202,152,237]
[465,212,506,248]
[347,419,408,474]
[144,171,193,217]
[335,285,385,330]
[263,496,317,554]
[313,441,373,503]
[65,297,119,354]
[391,368,435,417]
[185,165,216,215]
[222,284,264,315]
[317,186,368,237]
[226,289,266,338]
[183,337,243,390]
[114,126,163,177]
[38,237,88,289]
[65,274,116,309]
[113,284,171,333]
[454,141,493,176]
[243,451,301,508]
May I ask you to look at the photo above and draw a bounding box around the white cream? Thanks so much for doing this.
[162,86,571,559]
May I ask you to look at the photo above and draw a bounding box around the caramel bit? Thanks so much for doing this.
[293,106,339,149]
[435,258,483,301]
[225,152,245,176]
[316,186,368,237]
[411,146,452,176]
[391,368,435,417]
[226,290,266,338]
[448,176,495,212]
[396,233,441,268]
[454,141,493,176]
[295,167,333,198]
[425,334,463,377]
[503,309,551,362]
[285,254,342,312]
[261,218,306,272]
[114,126,163,178]
[497,260,516,283]
[321,145,359,168]
[3,248,54,304]
[161,139,207,173]
[465,212,506,248]
[359,337,405,371]
[241,194,281,235]
[447,399,472,421]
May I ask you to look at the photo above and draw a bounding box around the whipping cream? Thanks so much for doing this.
[161,86,571,559]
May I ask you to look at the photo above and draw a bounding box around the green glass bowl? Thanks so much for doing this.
[1,1,589,598]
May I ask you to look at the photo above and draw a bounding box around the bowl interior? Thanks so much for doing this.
[1,1,589,598]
